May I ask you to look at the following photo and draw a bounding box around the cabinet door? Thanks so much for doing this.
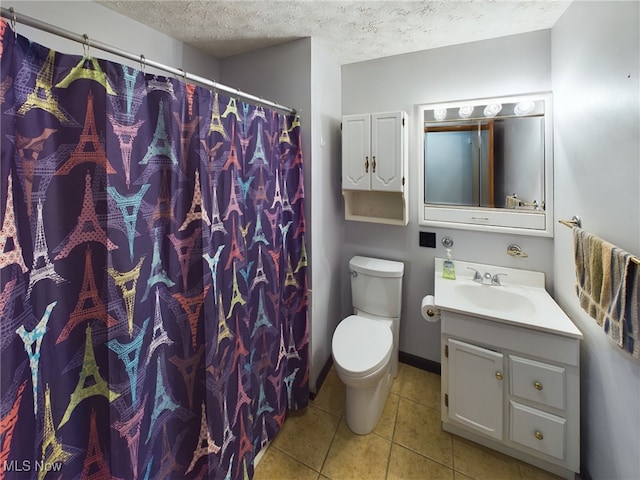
[342,114,371,190]
[371,112,404,192]
[448,338,504,440]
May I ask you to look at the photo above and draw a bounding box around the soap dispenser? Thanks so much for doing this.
[442,248,456,280]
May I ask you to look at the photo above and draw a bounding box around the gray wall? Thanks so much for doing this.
[341,31,554,364]
[10,0,220,80]
[309,41,343,392]
[551,2,640,478]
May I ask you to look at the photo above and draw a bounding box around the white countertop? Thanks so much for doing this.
[434,258,583,339]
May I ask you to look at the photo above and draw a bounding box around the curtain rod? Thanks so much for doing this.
[0,6,297,114]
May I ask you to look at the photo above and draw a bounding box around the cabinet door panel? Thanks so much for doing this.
[509,355,565,410]
[371,112,403,192]
[510,401,566,460]
[448,339,504,440]
[342,114,371,190]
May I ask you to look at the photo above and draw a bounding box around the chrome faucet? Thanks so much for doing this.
[467,267,482,283]
[491,273,508,286]
[467,267,508,286]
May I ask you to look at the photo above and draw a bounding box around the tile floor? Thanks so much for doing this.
[255,363,564,480]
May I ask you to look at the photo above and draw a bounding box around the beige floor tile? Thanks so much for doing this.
[452,437,522,480]
[373,392,399,439]
[453,472,475,480]
[519,462,565,480]
[311,368,345,417]
[400,364,441,409]
[387,443,454,480]
[261,363,560,480]
[321,420,392,480]
[394,397,453,467]
[390,363,407,395]
[254,447,319,480]
[271,405,340,471]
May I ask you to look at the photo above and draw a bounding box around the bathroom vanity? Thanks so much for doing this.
[434,258,582,479]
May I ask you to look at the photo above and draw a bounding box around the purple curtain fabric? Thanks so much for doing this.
[0,19,308,479]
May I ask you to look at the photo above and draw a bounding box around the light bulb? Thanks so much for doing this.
[483,103,502,117]
[514,101,535,116]
[458,106,474,118]
[434,108,447,121]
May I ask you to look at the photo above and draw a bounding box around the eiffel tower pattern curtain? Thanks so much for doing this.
[0,20,308,479]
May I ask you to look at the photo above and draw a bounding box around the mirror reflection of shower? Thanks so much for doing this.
[423,95,547,211]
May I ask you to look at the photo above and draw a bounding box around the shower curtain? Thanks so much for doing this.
[0,19,308,479]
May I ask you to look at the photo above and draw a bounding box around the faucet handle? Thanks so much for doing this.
[466,267,482,283]
[492,273,508,286]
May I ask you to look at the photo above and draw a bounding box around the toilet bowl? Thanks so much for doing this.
[332,314,393,434]
[331,256,404,435]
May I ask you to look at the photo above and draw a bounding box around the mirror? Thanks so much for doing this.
[419,93,553,236]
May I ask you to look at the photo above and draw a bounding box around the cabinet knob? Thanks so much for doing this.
[372,156,376,173]
[365,156,369,173]
[535,431,544,440]
[495,371,503,380]
[534,381,543,391]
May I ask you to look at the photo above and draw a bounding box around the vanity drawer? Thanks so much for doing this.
[509,355,565,410]
[510,401,566,460]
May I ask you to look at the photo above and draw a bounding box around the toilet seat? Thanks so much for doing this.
[332,315,392,377]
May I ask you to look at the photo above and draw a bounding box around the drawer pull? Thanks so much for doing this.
[535,431,544,440]
[534,381,543,391]
[495,371,503,380]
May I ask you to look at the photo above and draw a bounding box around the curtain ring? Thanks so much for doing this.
[82,33,91,57]
[9,7,17,38]
[139,54,146,74]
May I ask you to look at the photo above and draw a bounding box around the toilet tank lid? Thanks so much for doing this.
[350,256,404,278]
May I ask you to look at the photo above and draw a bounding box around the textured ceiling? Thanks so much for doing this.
[99,0,572,65]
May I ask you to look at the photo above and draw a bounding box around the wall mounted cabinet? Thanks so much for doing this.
[342,111,408,225]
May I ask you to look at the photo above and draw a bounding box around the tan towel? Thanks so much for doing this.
[574,228,606,325]
[574,227,638,356]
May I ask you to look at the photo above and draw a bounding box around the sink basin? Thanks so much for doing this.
[454,283,535,315]
[433,257,583,338]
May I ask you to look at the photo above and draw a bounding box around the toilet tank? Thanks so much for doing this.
[349,256,404,318]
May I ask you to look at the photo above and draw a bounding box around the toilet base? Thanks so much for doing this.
[344,367,392,435]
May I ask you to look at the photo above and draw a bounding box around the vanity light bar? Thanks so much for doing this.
[425,99,545,123]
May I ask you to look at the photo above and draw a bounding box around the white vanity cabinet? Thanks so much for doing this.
[341,111,408,225]
[441,311,580,479]
[446,339,504,440]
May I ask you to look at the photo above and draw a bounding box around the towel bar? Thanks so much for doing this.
[558,216,581,228]
[559,216,640,265]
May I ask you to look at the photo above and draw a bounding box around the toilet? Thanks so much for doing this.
[332,255,404,434]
